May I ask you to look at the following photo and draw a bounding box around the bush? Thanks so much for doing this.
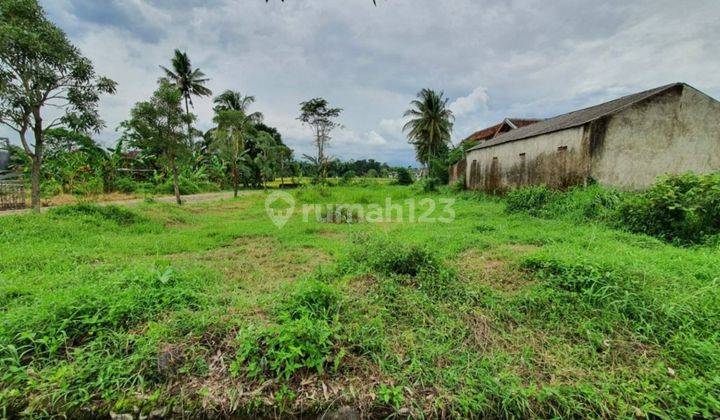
[505,185,554,216]
[542,185,622,221]
[413,177,438,193]
[340,170,356,185]
[521,256,720,347]
[154,176,207,195]
[114,177,139,194]
[41,178,63,198]
[429,157,449,185]
[395,168,414,185]
[617,172,720,244]
[71,176,104,196]
[365,169,378,178]
[355,239,440,277]
[505,184,622,222]
[342,235,466,301]
[231,278,343,381]
[451,179,466,192]
[505,174,720,245]
[231,315,338,380]
[278,279,340,320]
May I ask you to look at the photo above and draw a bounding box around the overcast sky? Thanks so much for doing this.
[10,0,720,166]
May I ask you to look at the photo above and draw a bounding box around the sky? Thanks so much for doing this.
[7,0,720,166]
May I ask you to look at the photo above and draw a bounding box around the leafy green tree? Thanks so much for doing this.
[44,128,105,161]
[120,80,192,204]
[213,90,264,123]
[0,0,116,210]
[43,128,107,194]
[212,109,251,197]
[256,131,285,189]
[161,49,212,145]
[298,98,342,182]
[395,167,414,185]
[403,89,454,173]
[210,89,272,194]
[276,145,293,186]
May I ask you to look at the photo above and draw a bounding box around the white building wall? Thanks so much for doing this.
[465,127,585,191]
[591,85,720,189]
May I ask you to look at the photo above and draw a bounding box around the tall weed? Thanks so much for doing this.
[617,172,720,244]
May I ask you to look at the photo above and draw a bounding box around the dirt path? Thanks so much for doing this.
[0,190,255,217]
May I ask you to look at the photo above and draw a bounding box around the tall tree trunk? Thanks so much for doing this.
[232,161,238,198]
[280,162,285,187]
[184,96,192,146]
[30,156,41,211]
[171,157,182,205]
[232,134,239,198]
[30,116,44,212]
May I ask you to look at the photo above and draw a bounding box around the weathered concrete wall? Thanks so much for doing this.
[465,126,586,192]
[590,85,720,189]
[0,151,9,171]
[448,158,466,185]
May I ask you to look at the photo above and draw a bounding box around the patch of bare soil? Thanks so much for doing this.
[170,236,332,294]
[455,248,533,292]
[43,192,142,207]
[184,196,256,215]
[159,334,391,418]
[316,229,348,241]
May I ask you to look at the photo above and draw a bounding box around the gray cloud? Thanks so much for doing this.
[53,0,167,43]
[3,0,718,166]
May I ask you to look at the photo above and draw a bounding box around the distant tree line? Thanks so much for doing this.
[0,0,404,210]
[295,158,398,179]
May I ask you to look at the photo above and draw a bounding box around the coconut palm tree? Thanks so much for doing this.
[212,109,251,197]
[213,90,264,123]
[403,89,454,172]
[161,49,212,144]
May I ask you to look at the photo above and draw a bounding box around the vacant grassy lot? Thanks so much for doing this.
[1,185,719,418]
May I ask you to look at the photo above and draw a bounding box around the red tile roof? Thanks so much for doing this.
[464,118,543,143]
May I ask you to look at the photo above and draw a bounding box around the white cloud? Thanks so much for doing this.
[2,0,718,167]
[449,86,490,117]
[366,131,388,146]
[378,117,406,139]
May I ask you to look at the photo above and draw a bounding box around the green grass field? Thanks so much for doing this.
[1,185,719,417]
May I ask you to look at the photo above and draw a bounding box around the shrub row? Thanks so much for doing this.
[504,173,720,245]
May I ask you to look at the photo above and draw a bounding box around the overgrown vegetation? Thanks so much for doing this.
[617,172,720,244]
[2,185,717,417]
[504,173,720,245]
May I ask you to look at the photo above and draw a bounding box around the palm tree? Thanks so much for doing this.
[161,49,212,144]
[403,89,454,172]
[213,90,264,123]
[210,90,265,195]
[212,110,251,197]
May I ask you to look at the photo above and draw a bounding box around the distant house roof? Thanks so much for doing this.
[465,118,542,143]
[468,83,687,151]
